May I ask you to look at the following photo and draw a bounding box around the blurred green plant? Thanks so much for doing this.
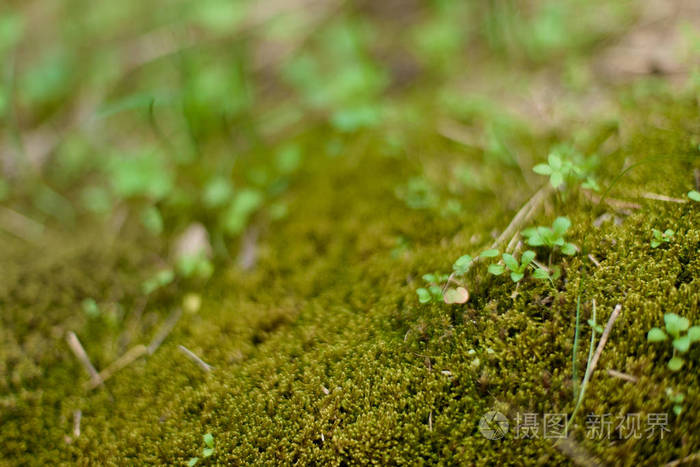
[650,229,674,248]
[533,145,599,193]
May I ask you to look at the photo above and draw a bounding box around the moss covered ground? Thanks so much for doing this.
[2,1,700,465]
[1,96,698,465]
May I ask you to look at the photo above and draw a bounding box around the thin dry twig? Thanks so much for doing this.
[606,369,638,383]
[492,185,553,251]
[665,451,700,467]
[584,304,623,383]
[179,345,213,372]
[588,254,601,268]
[237,226,259,271]
[73,410,82,438]
[640,192,687,203]
[0,206,45,241]
[66,331,102,387]
[147,308,182,355]
[87,344,148,390]
[583,191,642,211]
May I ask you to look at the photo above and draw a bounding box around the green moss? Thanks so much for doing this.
[2,96,700,465]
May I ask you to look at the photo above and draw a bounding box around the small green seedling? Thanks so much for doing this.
[688,190,700,202]
[488,250,536,282]
[81,298,100,318]
[650,229,674,248]
[521,217,577,256]
[647,313,700,371]
[532,146,599,191]
[142,269,175,295]
[416,273,449,303]
[587,317,604,334]
[188,433,215,466]
[665,388,685,416]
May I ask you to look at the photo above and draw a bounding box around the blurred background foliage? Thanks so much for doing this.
[1,0,699,284]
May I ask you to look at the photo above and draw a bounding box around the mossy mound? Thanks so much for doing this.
[1,95,699,465]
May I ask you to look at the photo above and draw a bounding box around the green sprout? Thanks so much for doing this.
[188,433,215,466]
[416,273,449,303]
[650,229,674,248]
[417,249,500,304]
[532,145,599,192]
[647,313,700,371]
[81,298,100,318]
[666,388,685,416]
[688,190,700,202]
[142,269,175,295]
[521,217,577,257]
[488,250,536,282]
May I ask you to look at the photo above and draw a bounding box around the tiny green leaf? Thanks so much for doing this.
[552,216,571,235]
[521,250,536,267]
[673,405,682,416]
[533,164,552,175]
[672,336,691,353]
[550,172,564,188]
[687,326,700,343]
[416,288,431,304]
[202,448,214,458]
[646,327,667,342]
[188,458,199,467]
[502,253,518,272]
[82,298,100,318]
[667,357,684,372]
[488,264,505,275]
[479,249,499,258]
[688,190,700,202]
[664,313,689,336]
[510,272,524,282]
[532,268,550,280]
[561,242,577,256]
[453,255,473,276]
[548,153,562,170]
[203,433,214,448]
[422,274,436,283]
[428,285,443,299]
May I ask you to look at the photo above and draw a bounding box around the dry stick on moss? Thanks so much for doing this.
[640,192,687,203]
[147,308,183,355]
[665,451,700,467]
[87,345,148,390]
[440,186,550,291]
[66,331,102,387]
[491,185,552,251]
[606,369,637,383]
[0,206,45,242]
[587,254,601,268]
[73,410,82,438]
[179,345,213,372]
[583,191,641,211]
[568,304,623,430]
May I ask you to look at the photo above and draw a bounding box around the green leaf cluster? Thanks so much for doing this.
[647,313,700,371]
[522,216,577,256]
